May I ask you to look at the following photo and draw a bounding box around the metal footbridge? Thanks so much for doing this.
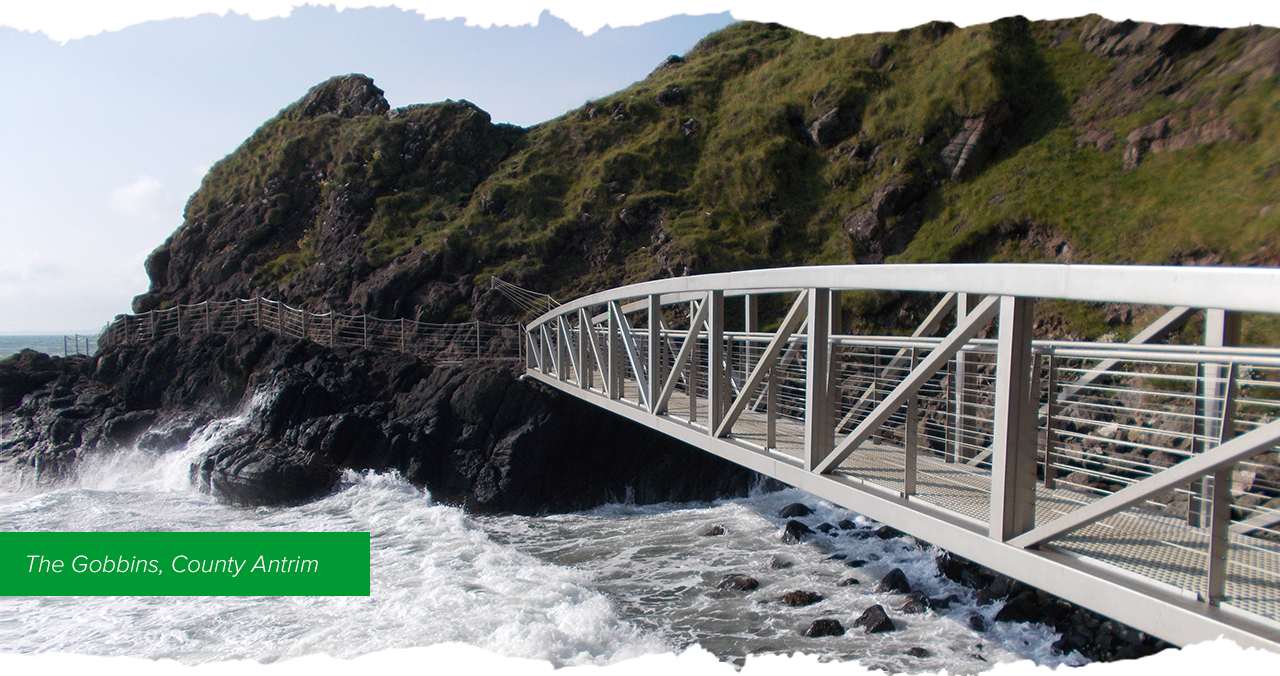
[521,264,1280,652]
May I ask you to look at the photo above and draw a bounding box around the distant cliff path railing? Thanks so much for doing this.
[104,297,523,362]
[523,263,1280,653]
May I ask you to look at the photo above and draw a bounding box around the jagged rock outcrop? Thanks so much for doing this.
[288,73,390,120]
[939,104,1011,181]
[133,74,523,322]
[0,332,763,512]
[808,106,859,148]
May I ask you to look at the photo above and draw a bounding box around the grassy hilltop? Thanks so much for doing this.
[135,16,1280,339]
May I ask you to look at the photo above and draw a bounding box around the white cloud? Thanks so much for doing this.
[109,174,167,218]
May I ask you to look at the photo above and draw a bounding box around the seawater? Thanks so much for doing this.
[0,397,1087,672]
[0,335,76,359]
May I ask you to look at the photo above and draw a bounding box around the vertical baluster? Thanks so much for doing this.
[689,301,699,423]
[1207,362,1239,605]
[767,364,777,450]
[1044,354,1059,489]
[903,346,918,497]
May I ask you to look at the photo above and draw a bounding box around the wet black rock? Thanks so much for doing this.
[844,559,868,568]
[782,519,814,544]
[906,647,929,658]
[0,350,66,410]
[930,595,960,610]
[968,614,987,632]
[994,590,1043,623]
[769,555,795,570]
[853,604,896,633]
[825,553,846,561]
[779,503,814,518]
[803,619,846,637]
[1,328,765,513]
[837,577,860,587]
[836,519,857,530]
[899,592,930,614]
[875,568,912,594]
[816,522,836,533]
[717,574,759,592]
[781,590,824,607]
[700,524,727,536]
[875,525,904,539]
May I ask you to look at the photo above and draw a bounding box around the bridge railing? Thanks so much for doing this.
[522,264,1280,640]
[103,297,523,363]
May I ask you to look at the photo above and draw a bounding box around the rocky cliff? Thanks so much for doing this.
[131,15,1279,339]
[0,335,763,512]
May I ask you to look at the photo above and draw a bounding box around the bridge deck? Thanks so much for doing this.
[525,267,1280,651]
[613,377,1280,624]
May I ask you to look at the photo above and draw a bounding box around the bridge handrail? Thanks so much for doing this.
[102,296,523,362]
[526,264,1280,329]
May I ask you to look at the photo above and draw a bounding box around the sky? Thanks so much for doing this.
[1,2,1278,334]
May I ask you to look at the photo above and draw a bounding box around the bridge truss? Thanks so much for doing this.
[523,264,1280,651]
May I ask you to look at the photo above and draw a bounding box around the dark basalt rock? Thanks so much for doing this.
[717,574,759,592]
[781,519,814,544]
[781,590,824,607]
[778,502,813,518]
[815,522,836,533]
[899,592,930,614]
[770,556,795,570]
[700,524,727,536]
[875,568,912,594]
[808,106,859,148]
[654,85,685,107]
[969,614,987,632]
[853,604,896,633]
[836,519,857,530]
[874,525,904,539]
[803,619,846,637]
[994,590,1043,623]
[868,44,891,69]
[288,74,389,121]
[906,647,929,658]
[652,54,685,73]
[0,349,66,410]
[844,559,868,568]
[837,577,860,587]
[0,328,765,512]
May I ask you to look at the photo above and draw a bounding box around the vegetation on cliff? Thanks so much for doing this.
[134,15,1280,339]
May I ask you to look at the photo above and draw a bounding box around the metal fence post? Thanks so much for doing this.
[1044,354,1059,489]
[953,292,970,461]
[804,288,831,471]
[708,290,725,433]
[767,364,777,449]
[649,295,661,412]
[1207,362,1239,605]
[904,346,918,497]
[990,295,1038,541]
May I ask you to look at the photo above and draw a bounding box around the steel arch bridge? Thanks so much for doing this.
[522,264,1280,652]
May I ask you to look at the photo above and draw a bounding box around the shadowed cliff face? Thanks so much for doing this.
[132,17,1280,340]
[0,333,764,513]
[133,74,525,321]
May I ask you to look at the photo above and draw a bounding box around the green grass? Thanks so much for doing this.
[179,17,1280,341]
